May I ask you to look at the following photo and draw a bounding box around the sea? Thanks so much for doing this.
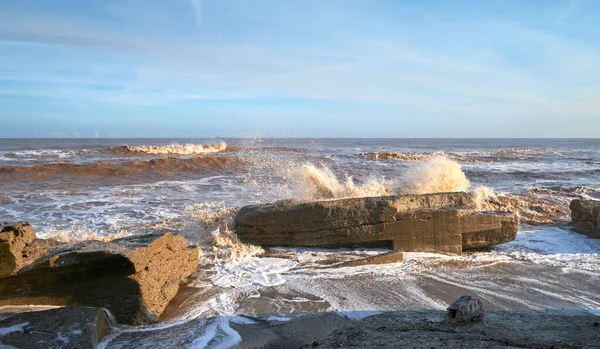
[1,138,599,348]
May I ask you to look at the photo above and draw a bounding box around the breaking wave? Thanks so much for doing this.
[0,156,244,181]
[109,142,227,155]
[181,203,263,263]
[246,154,571,225]
[291,164,391,200]
[246,155,471,202]
[399,155,470,194]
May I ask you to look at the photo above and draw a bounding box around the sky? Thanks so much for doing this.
[0,0,599,138]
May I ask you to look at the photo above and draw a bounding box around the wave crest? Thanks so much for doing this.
[0,156,243,182]
[359,147,558,163]
[112,142,227,155]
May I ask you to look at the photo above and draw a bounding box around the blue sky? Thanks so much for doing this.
[0,0,599,137]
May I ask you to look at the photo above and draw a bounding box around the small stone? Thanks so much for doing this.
[312,341,319,347]
[447,296,484,323]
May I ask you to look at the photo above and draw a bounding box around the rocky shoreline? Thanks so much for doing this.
[1,194,599,348]
[0,222,199,325]
[231,309,600,349]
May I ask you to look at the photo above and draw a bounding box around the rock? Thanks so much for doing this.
[0,232,199,325]
[0,306,110,349]
[0,222,61,277]
[0,222,35,277]
[315,310,600,349]
[235,192,518,254]
[570,199,600,238]
[446,296,483,323]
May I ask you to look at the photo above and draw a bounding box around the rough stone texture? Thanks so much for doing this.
[0,222,36,277]
[315,310,600,349]
[446,296,483,323]
[235,192,518,254]
[570,199,600,238]
[0,232,199,325]
[0,306,110,349]
[0,222,61,278]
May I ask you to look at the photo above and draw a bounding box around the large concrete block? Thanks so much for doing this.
[235,193,518,253]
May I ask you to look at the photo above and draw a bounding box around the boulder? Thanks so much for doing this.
[0,232,200,325]
[0,222,35,277]
[235,192,518,253]
[570,199,600,238]
[446,296,483,323]
[0,306,110,349]
[0,222,61,277]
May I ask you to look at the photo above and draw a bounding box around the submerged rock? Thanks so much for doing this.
[320,251,404,269]
[570,199,600,238]
[0,232,199,325]
[235,192,518,254]
[0,306,110,349]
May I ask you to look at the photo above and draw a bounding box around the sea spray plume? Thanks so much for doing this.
[181,203,263,263]
[125,142,227,155]
[240,140,391,202]
[292,164,391,200]
[472,186,499,210]
[399,155,470,194]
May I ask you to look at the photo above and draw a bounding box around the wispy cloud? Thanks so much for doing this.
[0,0,598,136]
[190,0,203,29]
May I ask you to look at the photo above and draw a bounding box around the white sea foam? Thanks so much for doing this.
[188,317,241,349]
[210,257,293,288]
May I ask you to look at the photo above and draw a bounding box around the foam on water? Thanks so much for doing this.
[3,138,600,347]
[188,317,241,349]
[210,257,293,288]
[469,225,600,270]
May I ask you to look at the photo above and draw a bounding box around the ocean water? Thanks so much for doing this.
[1,138,599,348]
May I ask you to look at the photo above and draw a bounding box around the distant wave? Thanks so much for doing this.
[358,147,562,163]
[465,168,600,182]
[227,146,309,153]
[108,142,227,155]
[0,156,245,181]
[528,185,600,200]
